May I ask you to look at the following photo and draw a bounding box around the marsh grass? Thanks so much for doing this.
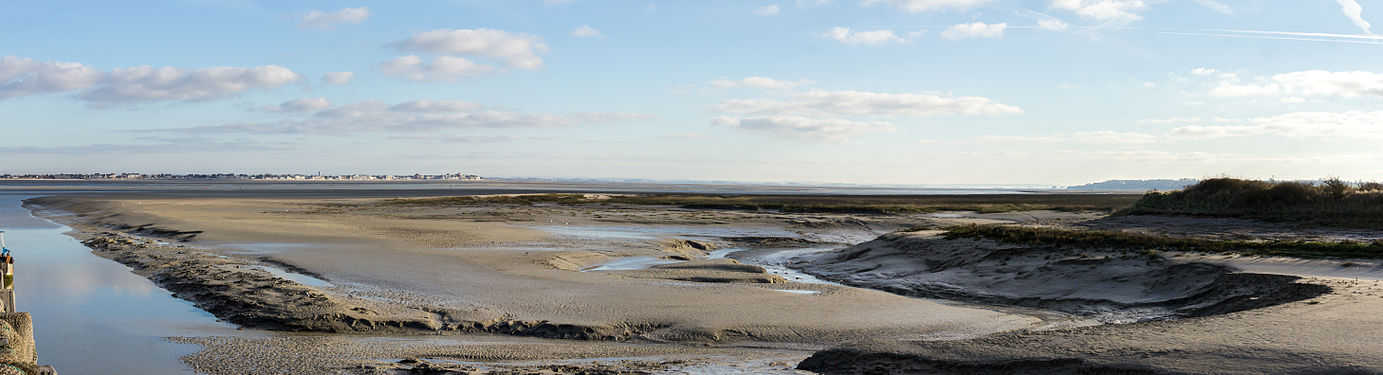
[385,193,1142,214]
[1117,178,1383,229]
[944,224,1383,259]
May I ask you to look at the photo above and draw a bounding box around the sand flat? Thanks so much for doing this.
[30,195,1053,346]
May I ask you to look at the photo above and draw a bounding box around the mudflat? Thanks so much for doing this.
[19,184,1383,374]
[24,189,1103,373]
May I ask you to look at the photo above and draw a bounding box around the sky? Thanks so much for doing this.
[1,0,1381,185]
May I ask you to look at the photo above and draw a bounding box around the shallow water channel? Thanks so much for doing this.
[0,194,246,374]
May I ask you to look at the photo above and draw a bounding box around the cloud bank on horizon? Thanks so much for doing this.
[0,0,1380,185]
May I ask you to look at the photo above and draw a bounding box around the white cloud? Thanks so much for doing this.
[712,90,1023,117]
[0,55,303,103]
[1207,81,1280,97]
[390,28,549,70]
[321,71,354,85]
[1189,67,1216,76]
[862,0,993,12]
[978,135,1064,143]
[389,99,484,112]
[711,116,894,142]
[1337,0,1373,35]
[1204,70,1383,99]
[0,55,105,98]
[709,76,813,89]
[1170,111,1383,140]
[1050,0,1147,22]
[1072,130,1157,144]
[1190,0,1234,16]
[378,55,495,82]
[93,66,302,104]
[755,5,781,15]
[1274,70,1383,97]
[663,133,711,139]
[1037,18,1070,31]
[298,7,370,30]
[979,130,1156,144]
[571,25,605,38]
[173,99,648,134]
[823,27,905,45]
[941,22,1007,39]
[265,97,332,113]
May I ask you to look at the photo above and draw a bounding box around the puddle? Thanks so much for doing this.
[249,265,333,287]
[706,248,738,259]
[223,242,313,255]
[541,225,802,241]
[579,246,843,285]
[771,289,820,295]
[712,247,845,286]
[581,257,680,271]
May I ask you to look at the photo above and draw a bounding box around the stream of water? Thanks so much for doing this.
[0,194,246,374]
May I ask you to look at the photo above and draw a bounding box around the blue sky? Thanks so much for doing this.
[2,0,1381,185]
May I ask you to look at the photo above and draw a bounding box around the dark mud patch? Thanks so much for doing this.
[792,232,1330,323]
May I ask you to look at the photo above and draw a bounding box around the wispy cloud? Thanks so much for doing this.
[1170,111,1383,140]
[822,27,905,45]
[941,22,1007,39]
[321,71,354,85]
[1050,0,1147,23]
[1160,29,1383,45]
[862,0,992,13]
[156,99,649,135]
[0,55,302,104]
[712,89,1023,117]
[389,28,549,70]
[1198,69,1383,99]
[1337,0,1374,35]
[571,25,605,38]
[298,7,370,30]
[708,76,813,89]
[1190,0,1233,16]
[711,116,894,142]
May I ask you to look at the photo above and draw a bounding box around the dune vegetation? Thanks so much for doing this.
[1117,178,1383,229]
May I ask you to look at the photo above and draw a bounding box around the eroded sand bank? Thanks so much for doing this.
[791,215,1383,374]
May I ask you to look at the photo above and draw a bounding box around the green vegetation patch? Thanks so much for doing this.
[1117,178,1383,229]
[385,193,1142,214]
[943,224,1383,259]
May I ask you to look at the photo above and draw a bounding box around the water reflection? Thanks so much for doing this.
[1,195,245,375]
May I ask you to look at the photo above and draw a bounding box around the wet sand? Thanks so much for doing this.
[24,193,1096,373]
[799,276,1383,374]
[791,215,1383,374]
[21,187,1381,374]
